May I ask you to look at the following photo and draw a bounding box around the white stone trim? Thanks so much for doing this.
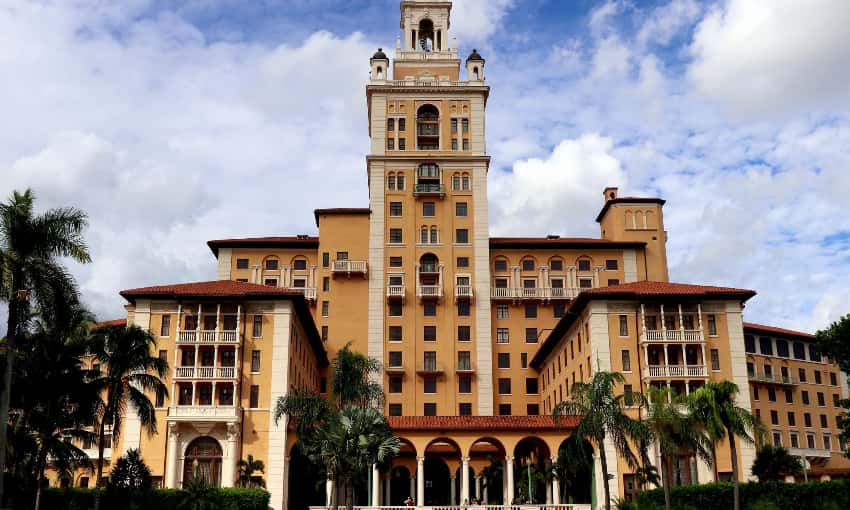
[123,299,150,451]
[623,249,637,283]
[472,161,493,415]
[370,94,387,155]
[266,300,293,510]
[368,160,387,383]
[469,95,486,156]
[725,300,757,481]
[216,248,232,281]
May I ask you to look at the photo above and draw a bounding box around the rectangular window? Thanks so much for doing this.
[451,118,458,133]
[753,386,759,400]
[496,328,509,343]
[605,259,618,270]
[494,259,508,272]
[830,372,838,386]
[759,337,773,355]
[815,370,823,384]
[387,118,395,131]
[525,303,537,318]
[397,174,405,190]
[525,328,538,343]
[579,278,593,289]
[388,351,403,369]
[249,386,260,408]
[422,201,435,216]
[498,378,512,395]
[526,377,539,394]
[619,315,628,336]
[497,304,509,319]
[423,326,437,342]
[458,375,472,394]
[820,414,828,428]
[768,387,776,402]
[389,256,403,267]
[236,258,249,269]
[805,413,812,427]
[624,384,634,406]
[389,228,403,243]
[322,276,330,292]
[424,403,437,416]
[747,362,755,376]
[824,433,832,451]
[387,138,394,150]
[621,350,631,372]
[521,352,528,368]
[772,431,782,446]
[252,315,263,338]
[389,376,402,394]
[462,139,469,151]
[707,315,717,336]
[776,339,789,357]
[321,301,329,317]
[160,314,171,337]
[398,118,406,131]
[788,412,796,426]
[451,139,458,151]
[790,432,799,448]
[389,403,402,416]
[793,342,806,360]
[389,326,402,342]
[770,410,779,425]
[456,202,468,216]
[527,404,540,415]
[578,259,591,271]
[251,350,261,372]
[423,301,437,316]
[458,301,471,316]
[156,389,165,408]
[457,351,471,370]
[389,202,403,216]
[498,404,512,416]
[607,279,620,286]
[462,118,469,133]
[457,325,471,342]
[455,257,470,269]
[387,174,396,190]
[785,389,793,404]
[799,368,807,382]
[807,433,815,448]
[424,376,437,394]
[159,350,167,363]
[321,326,328,342]
[263,278,278,287]
[498,353,510,369]
[818,392,826,407]
[553,303,566,318]
[459,402,472,415]
[810,344,820,362]
[388,302,402,316]
[802,390,810,405]
[398,138,406,150]
[265,258,279,270]
[711,349,720,370]
[456,229,469,244]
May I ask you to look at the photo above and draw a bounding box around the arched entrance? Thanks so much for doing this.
[288,443,326,509]
[514,437,552,504]
[470,437,507,504]
[390,466,412,506]
[183,437,222,487]
[424,437,461,505]
[556,436,593,505]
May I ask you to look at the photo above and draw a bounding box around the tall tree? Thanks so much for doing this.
[815,314,850,458]
[643,386,712,510]
[88,324,168,510]
[552,370,647,510]
[688,381,762,510]
[0,188,91,505]
[751,445,803,482]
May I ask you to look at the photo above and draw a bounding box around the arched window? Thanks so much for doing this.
[462,172,470,191]
[452,173,461,191]
[387,172,396,191]
[376,66,384,79]
[625,210,634,229]
[418,19,435,51]
[420,254,439,273]
[430,226,438,244]
[183,437,222,487]
[420,226,428,244]
[417,105,440,150]
[473,67,479,80]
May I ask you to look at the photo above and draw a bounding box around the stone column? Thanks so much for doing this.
[221,422,239,487]
[410,476,416,502]
[475,475,481,501]
[327,478,335,507]
[416,456,425,507]
[546,481,552,504]
[482,475,488,504]
[384,476,391,507]
[461,457,470,504]
[372,464,381,506]
[450,476,456,505]
[505,456,515,504]
[551,456,560,505]
[165,423,180,488]
[283,456,290,510]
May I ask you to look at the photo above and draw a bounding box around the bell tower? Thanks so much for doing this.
[365,0,495,416]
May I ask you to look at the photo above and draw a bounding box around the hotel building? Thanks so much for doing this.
[52,1,850,508]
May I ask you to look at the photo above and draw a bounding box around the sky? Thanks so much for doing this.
[2,0,850,333]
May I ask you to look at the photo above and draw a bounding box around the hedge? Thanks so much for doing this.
[36,487,270,510]
[635,481,850,510]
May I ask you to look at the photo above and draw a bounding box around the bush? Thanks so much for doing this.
[635,480,850,510]
[37,487,270,510]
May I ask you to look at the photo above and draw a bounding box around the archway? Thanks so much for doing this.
[424,437,461,505]
[418,19,435,51]
[183,436,222,487]
[513,437,551,504]
[288,442,326,509]
[470,437,507,504]
[390,466,412,506]
[556,436,593,505]
[416,105,440,150]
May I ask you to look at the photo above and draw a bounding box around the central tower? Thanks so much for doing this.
[366,0,494,416]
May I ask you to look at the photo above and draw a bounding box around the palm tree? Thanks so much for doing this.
[88,324,168,510]
[643,386,712,510]
[751,444,803,482]
[236,454,266,488]
[0,188,91,504]
[331,343,384,409]
[552,370,647,510]
[688,381,762,510]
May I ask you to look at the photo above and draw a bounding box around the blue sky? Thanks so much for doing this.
[2,0,850,333]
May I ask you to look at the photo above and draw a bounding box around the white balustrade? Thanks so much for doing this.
[175,367,194,378]
[491,287,514,299]
[642,329,704,343]
[219,330,238,343]
[417,285,442,298]
[332,260,368,274]
[646,365,707,378]
[167,405,240,422]
[178,330,197,343]
[200,330,216,343]
[455,286,473,299]
[387,285,405,298]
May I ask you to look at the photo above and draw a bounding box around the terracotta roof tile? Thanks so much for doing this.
[489,237,645,249]
[596,196,666,222]
[93,318,127,329]
[120,280,302,301]
[387,415,578,431]
[744,322,815,339]
[207,236,319,255]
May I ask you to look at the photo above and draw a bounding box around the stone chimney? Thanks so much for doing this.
[603,187,619,202]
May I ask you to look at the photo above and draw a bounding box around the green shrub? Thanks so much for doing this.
[38,487,270,510]
[635,480,850,510]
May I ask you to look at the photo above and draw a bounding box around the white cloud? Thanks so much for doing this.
[450,0,514,44]
[636,0,701,48]
[688,0,850,119]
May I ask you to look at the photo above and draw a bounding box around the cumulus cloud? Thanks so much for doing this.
[688,0,850,119]
[636,0,701,48]
[450,0,514,44]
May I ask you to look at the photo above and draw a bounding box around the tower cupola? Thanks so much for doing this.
[465,49,485,81]
[370,48,389,82]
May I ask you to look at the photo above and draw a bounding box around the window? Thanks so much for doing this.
[452,139,459,151]
[619,315,628,336]
[817,392,826,407]
[807,433,815,448]
[451,118,458,133]
[578,259,591,271]
[456,229,469,244]
[785,389,793,404]
[389,376,402,393]
[799,368,807,383]
[459,375,472,394]
[263,278,278,287]
[550,259,563,271]
[249,386,260,408]
[423,302,436,316]
[462,118,469,133]
[398,138,406,150]
[809,344,820,362]
[496,328,509,343]
[251,351,261,372]
[835,394,841,407]
[527,404,540,415]
[770,410,779,425]
[424,403,437,416]
[498,403,512,416]
[160,314,171,337]
[398,118,406,131]
[521,352,528,368]
[525,328,538,343]
[815,370,822,384]
[788,412,796,426]
[397,174,405,190]
[579,278,593,289]
[711,349,720,371]
[321,301,329,317]
[387,174,396,190]
[772,431,782,446]
[321,326,328,342]
[457,256,469,268]
[793,342,806,360]
[459,402,472,415]
[236,258,249,269]
[423,326,436,342]
[747,362,754,376]
[389,404,402,416]
[389,326,402,342]
[820,414,828,428]
[759,337,773,355]
[607,279,620,286]
[462,139,469,151]
[456,202,468,216]
[522,259,535,271]
[389,228,403,243]
[388,302,402,316]
[624,384,634,406]
[389,256,402,267]
[708,315,718,336]
[497,304,509,319]
[802,390,810,405]
[457,351,471,370]
[790,432,799,448]
[606,259,618,270]
[830,372,838,386]
[498,353,510,369]
[422,201,435,216]
[252,315,263,338]
[621,350,631,372]
[389,202,403,216]
[387,139,394,150]
[553,303,566,318]
[265,258,279,270]
[458,301,470,316]
[525,303,537,318]
[824,433,832,451]
[457,325,471,342]
[452,174,461,190]
[156,389,165,408]
[776,339,789,357]
[498,378,511,394]
[322,276,330,292]
[424,376,437,394]
[526,378,539,394]
[388,118,395,131]
[494,259,508,272]
[804,413,812,427]
[768,387,776,402]
[388,351,403,369]
[753,386,759,400]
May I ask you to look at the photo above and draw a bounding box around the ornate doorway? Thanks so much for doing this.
[182,436,222,487]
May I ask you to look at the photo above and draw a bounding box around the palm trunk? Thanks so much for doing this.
[599,443,611,510]
[729,432,740,510]
[93,416,108,510]
[661,456,672,510]
[34,449,48,510]
[0,285,21,507]
[711,442,719,482]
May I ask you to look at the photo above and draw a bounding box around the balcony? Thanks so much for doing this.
[416,362,445,375]
[419,263,439,274]
[288,287,317,301]
[645,365,707,378]
[413,183,446,196]
[173,366,238,380]
[177,330,240,344]
[788,447,832,460]
[548,287,580,299]
[416,285,443,300]
[456,361,475,373]
[748,373,799,386]
[385,363,406,374]
[166,405,241,423]
[489,287,581,301]
[387,285,405,301]
[641,329,704,343]
[455,286,473,300]
[331,260,368,277]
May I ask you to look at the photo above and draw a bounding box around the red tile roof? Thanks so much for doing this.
[387,415,579,431]
[596,196,666,222]
[119,280,303,302]
[744,322,815,339]
[489,237,646,249]
[93,318,127,329]
[207,236,319,256]
[313,208,370,227]
[531,281,757,368]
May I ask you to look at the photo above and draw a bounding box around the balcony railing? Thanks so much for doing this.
[748,373,799,386]
[788,447,832,459]
[456,361,475,373]
[416,285,443,299]
[420,263,439,273]
[642,329,704,343]
[332,260,368,276]
[173,366,238,380]
[645,365,707,378]
[414,183,445,195]
[387,285,405,300]
[417,124,440,136]
[289,287,317,300]
[385,363,405,374]
[455,286,473,300]
[416,362,444,374]
[166,405,241,422]
[177,330,241,344]
[489,287,581,300]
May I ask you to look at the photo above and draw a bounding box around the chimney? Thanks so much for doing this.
[546,235,560,240]
[603,187,619,202]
